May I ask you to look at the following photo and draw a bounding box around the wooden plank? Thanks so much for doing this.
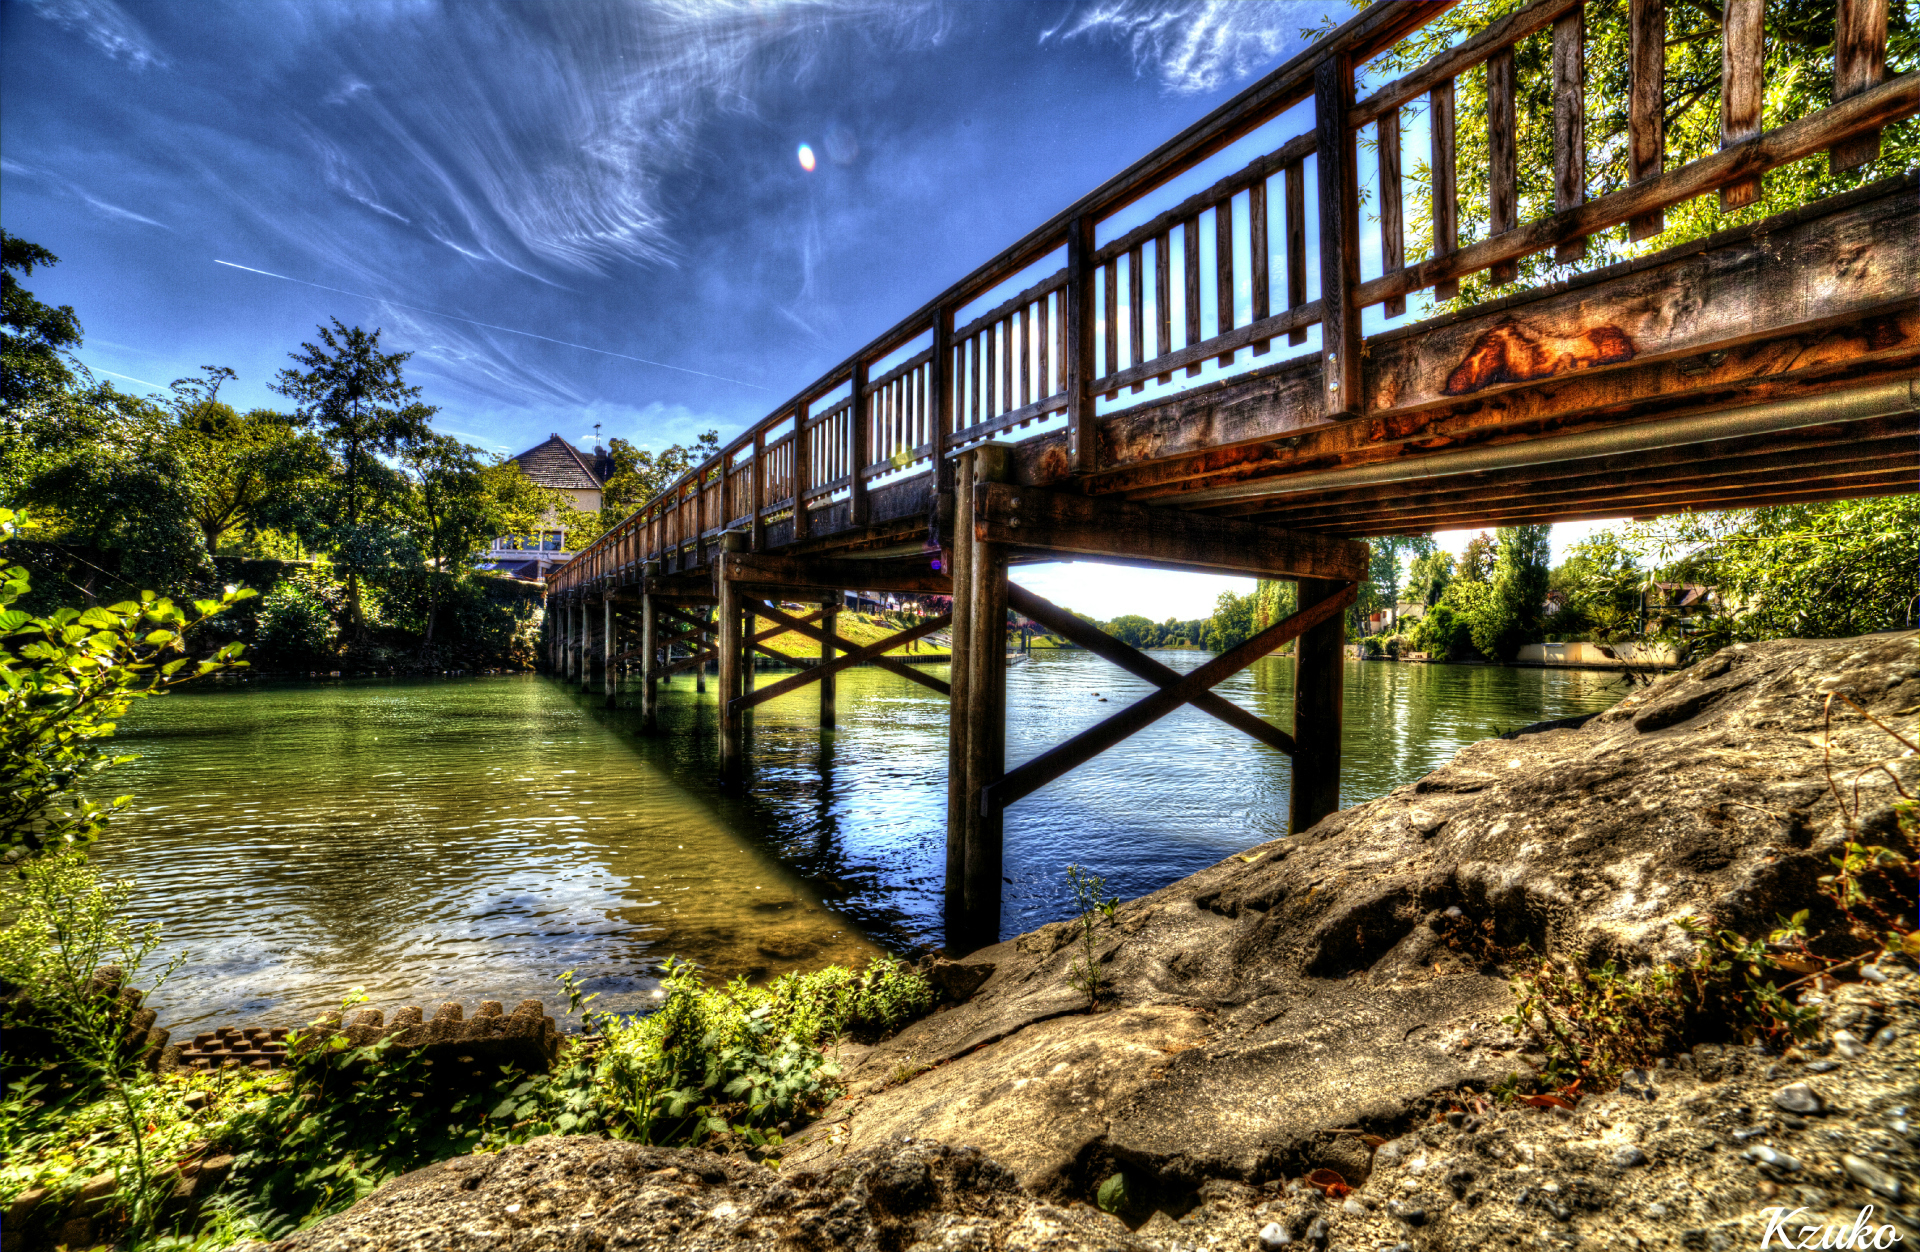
[1488,46,1519,284]
[1718,0,1763,210]
[1091,301,1322,393]
[1286,159,1310,342]
[1290,579,1346,833]
[1832,0,1889,172]
[722,553,952,595]
[750,601,952,696]
[1215,199,1236,367]
[1128,245,1145,393]
[1008,583,1297,757]
[982,585,1355,813]
[968,330,982,432]
[1156,230,1173,382]
[658,648,718,677]
[1250,177,1272,352]
[1103,257,1120,400]
[1628,0,1666,240]
[1002,312,1014,414]
[1351,0,1580,129]
[1185,215,1204,375]
[1020,305,1032,407]
[1036,292,1050,404]
[974,481,1370,580]
[1431,79,1460,300]
[730,613,951,712]
[1553,8,1587,260]
[955,392,1069,449]
[933,307,954,492]
[1378,106,1405,316]
[1354,77,1920,310]
[1316,54,1362,418]
[954,272,1067,344]
[1094,131,1317,266]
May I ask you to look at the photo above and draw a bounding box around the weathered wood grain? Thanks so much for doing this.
[1286,159,1311,341]
[1185,215,1204,376]
[1155,230,1173,381]
[1066,215,1096,474]
[1488,46,1519,284]
[1628,0,1666,240]
[722,553,951,595]
[1215,200,1236,367]
[1430,80,1460,301]
[1128,246,1145,393]
[1833,0,1889,172]
[1720,0,1764,210]
[1350,0,1578,129]
[1251,175,1273,351]
[1316,55,1362,417]
[1553,8,1587,260]
[1379,107,1406,316]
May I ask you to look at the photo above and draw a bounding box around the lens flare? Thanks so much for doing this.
[797,143,816,172]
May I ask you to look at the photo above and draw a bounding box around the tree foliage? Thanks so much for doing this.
[165,367,330,554]
[597,431,723,531]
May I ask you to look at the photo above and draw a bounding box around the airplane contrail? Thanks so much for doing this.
[213,259,771,392]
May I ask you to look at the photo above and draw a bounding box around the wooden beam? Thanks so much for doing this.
[720,553,951,595]
[1719,0,1763,210]
[1291,579,1346,833]
[973,481,1370,581]
[944,452,977,921]
[982,585,1355,814]
[1832,0,1889,172]
[750,600,951,697]
[1008,583,1297,756]
[1350,0,1579,129]
[1378,105,1405,317]
[730,613,951,713]
[659,648,718,677]
[1315,53,1362,417]
[1487,46,1518,284]
[1552,7,1587,261]
[1628,0,1666,240]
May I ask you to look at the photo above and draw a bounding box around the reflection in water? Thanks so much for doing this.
[104,655,1622,1032]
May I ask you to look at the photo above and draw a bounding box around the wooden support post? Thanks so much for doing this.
[575,600,589,689]
[933,307,955,493]
[1720,0,1764,209]
[1378,105,1405,316]
[1628,0,1666,240]
[851,357,871,527]
[743,598,757,698]
[750,429,767,552]
[640,578,658,730]
[1487,46,1519,284]
[1430,80,1460,301]
[1831,0,1888,172]
[820,597,838,729]
[717,539,744,780]
[1315,54,1362,419]
[603,596,616,707]
[1065,215,1097,474]
[944,453,976,932]
[1290,578,1348,834]
[958,447,1011,952]
[1553,7,1588,258]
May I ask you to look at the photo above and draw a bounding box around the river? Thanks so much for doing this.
[99,651,1625,1031]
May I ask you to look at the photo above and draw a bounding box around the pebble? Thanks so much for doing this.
[1306,1216,1330,1248]
[1859,965,1888,984]
[1873,1026,1899,1047]
[1386,1202,1427,1227]
[1618,1068,1656,1102]
[1804,1060,1841,1073]
[1841,1154,1903,1201]
[1732,1126,1768,1142]
[1773,1083,1824,1115]
[1343,1198,1367,1218]
[1258,1221,1291,1249]
[1646,1203,1670,1219]
[1611,1146,1649,1168]
[1832,1030,1867,1059]
[1746,1146,1804,1172]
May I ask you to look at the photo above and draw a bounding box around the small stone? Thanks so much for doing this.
[1872,1026,1899,1047]
[1646,1203,1670,1220]
[1859,964,1888,983]
[1612,1146,1649,1168]
[1445,1110,1466,1128]
[1746,1146,1803,1172]
[1732,1126,1767,1142]
[1258,1221,1292,1250]
[1841,1154,1903,1201]
[1804,1060,1841,1073]
[1343,1198,1367,1218]
[1386,1202,1428,1227]
[1772,1083,1824,1115]
[1306,1217,1330,1248]
[1782,1114,1809,1131]
[504,1203,523,1214]
[1619,1067,1656,1101]
[1832,1030,1867,1059]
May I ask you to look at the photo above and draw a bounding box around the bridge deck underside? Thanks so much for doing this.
[586,175,1916,591]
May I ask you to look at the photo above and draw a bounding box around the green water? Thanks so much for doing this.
[100,655,1625,1032]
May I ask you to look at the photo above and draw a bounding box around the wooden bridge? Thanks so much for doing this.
[547,0,1919,950]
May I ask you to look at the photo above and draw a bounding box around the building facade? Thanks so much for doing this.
[483,434,611,581]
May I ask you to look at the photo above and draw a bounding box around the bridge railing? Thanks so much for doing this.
[551,0,1914,596]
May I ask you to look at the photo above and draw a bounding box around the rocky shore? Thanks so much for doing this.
[263,631,1917,1249]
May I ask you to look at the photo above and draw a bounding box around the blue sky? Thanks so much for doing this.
[3,0,1615,620]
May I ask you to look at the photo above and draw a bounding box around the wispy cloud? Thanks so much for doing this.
[25,0,165,69]
[1042,0,1310,95]
[1,157,170,229]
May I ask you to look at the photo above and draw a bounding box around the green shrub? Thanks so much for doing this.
[255,571,340,667]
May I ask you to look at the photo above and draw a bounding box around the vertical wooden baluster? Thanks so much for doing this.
[1103,258,1120,399]
[751,429,766,551]
[983,324,996,421]
[933,306,954,492]
[1036,292,1050,401]
[1250,176,1273,349]
[1832,0,1887,172]
[1066,215,1096,473]
[1379,109,1405,316]
[1488,47,1519,284]
[1183,216,1203,374]
[1214,200,1235,367]
[1056,288,1068,398]
[1430,81,1459,301]
[1554,8,1588,258]
[1285,161,1309,343]
[851,357,869,527]
[1128,245,1145,392]
[969,333,981,433]
[1628,0,1666,240]
[1314,54,1361,419]
[1016,306,1029,408]
[1006,314,1018,412]
[1155,232,1173,381]
[1000,317,1012,415]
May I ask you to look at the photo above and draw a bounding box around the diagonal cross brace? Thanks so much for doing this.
[982,583,1355,815]
[1007,583,1298,758]
[746,601,952,699]
[660,648,718,676]
[729,612,952,713]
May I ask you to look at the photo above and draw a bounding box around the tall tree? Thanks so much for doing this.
[597,431,723,530]
[1407,547,1454,607]
[165,366,329,553]
[1478,524,1553,661]
[1,231,83,411]
[271,320,436,636]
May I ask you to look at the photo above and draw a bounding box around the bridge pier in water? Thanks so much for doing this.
[537,0,1914,951]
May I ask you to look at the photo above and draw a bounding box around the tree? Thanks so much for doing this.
[1407,547,1454,607]
[598,431,723,530]
[1550,532,1644,641]
[1479,524,1553,661]
[165,367,330,553]
[1368,0,1918,311]
[1,231,84,411]
[272,321,437,637]
[1205,589,1257,652]
[1457,533,1496,583]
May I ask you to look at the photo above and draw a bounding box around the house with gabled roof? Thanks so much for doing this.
[483,434,612,581]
